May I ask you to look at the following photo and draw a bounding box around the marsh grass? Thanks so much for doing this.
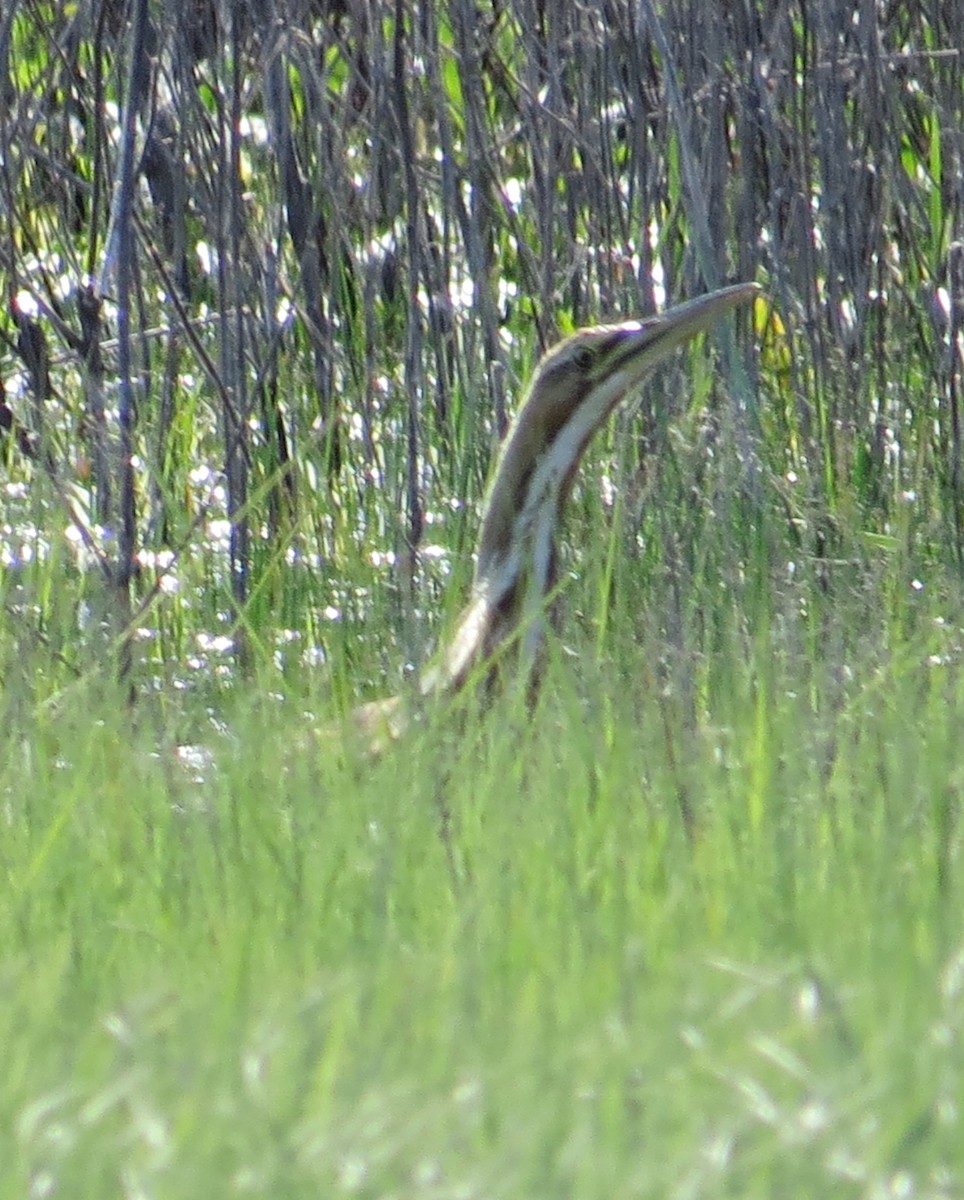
[2,2,963,1194]
[4,495,964,1196]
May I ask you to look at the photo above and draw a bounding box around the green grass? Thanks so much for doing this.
[2,3,961,1192]
[3,529,963,1198]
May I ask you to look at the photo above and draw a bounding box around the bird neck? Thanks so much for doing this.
[430,483,564,697]
[427,350,632,698]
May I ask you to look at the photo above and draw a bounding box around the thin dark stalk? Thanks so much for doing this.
[393,0,425,565]
[112,0,151,687]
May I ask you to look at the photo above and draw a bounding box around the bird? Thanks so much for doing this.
[348,281,759,750]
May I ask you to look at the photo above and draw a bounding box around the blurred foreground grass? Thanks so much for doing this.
[2,533,962,1199]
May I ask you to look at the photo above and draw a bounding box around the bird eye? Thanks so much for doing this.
[573,345,594,372]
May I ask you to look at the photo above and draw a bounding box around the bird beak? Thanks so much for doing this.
[603,281,760,388]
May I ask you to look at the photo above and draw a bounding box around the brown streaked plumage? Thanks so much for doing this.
[351,282,759,749]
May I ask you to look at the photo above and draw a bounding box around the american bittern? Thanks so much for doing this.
[352,282,759,748]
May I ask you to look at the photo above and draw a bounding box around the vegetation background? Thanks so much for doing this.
[1,1,963,1196]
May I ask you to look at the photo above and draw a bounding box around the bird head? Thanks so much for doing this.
[475,281,760,585]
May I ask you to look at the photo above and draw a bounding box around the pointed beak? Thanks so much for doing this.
[605,281,760,386]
